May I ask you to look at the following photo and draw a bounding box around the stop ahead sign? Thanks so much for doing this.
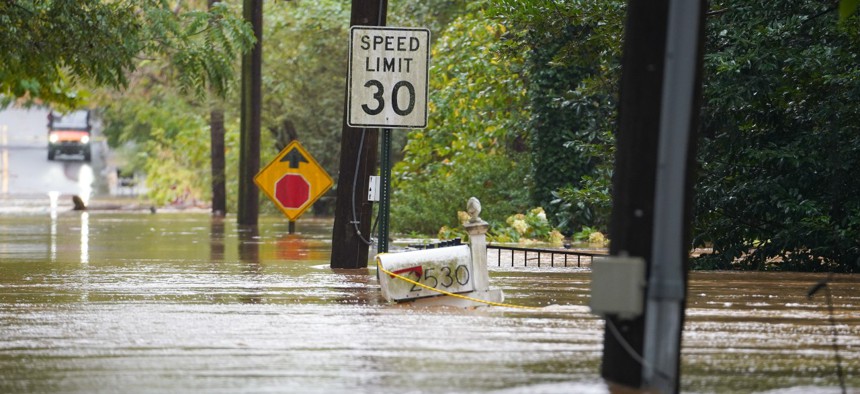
[254,141,333,221]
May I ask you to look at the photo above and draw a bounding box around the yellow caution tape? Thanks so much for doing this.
[375,258,539,310]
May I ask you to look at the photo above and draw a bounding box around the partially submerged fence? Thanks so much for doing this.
[408,240,604,268]
[487,244,604,268]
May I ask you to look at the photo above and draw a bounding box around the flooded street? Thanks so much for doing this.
[1,210,858,393]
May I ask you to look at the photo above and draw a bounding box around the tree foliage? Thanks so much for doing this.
[261,0,350,178]
[841,0,860,22]
[695,1,860,272]
[0,0,254,107]
[390,5,532,234]
[100,85,246,206]
[392,1,624,236]
[95,0,254,207]
[488,1,624,233]
[99,0,463,212]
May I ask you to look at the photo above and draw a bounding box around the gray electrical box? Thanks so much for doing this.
[589,256,646,320]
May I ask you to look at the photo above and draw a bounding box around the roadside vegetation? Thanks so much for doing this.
[2,0,858,271]
[695,1,860,271]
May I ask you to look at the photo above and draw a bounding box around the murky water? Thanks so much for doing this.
[0,211,857,393]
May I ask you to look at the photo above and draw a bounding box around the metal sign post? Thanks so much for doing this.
[642,0,702,391]
[378,128,392,252]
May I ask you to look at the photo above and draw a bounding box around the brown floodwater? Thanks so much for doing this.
[0,211,857,393]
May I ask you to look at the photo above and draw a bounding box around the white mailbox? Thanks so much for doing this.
[377,245,475,301]
[376,197,503,307]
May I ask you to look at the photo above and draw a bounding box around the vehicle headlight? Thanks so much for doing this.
[81,136,90,144]
[49,134,59,143]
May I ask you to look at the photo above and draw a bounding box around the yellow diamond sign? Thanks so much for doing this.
[254,141,333,221]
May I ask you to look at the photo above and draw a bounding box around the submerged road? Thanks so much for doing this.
[0,107,110,206]
[0,212,858,393]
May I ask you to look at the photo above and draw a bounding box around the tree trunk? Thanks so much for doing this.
[210,108,226,216]
[238,0,262,226]
[208,0,227,218]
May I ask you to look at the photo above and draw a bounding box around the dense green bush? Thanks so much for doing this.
[391,7,531,235]
[489,1,624,234]
[694,1,860,272]
[394,152,531,235]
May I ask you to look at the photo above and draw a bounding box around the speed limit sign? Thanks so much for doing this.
[347,26,430,129]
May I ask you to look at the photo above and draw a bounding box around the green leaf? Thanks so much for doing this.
[840,0,860,23]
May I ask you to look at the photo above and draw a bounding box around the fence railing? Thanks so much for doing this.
[407,241,605,268]
[487,244,604,268]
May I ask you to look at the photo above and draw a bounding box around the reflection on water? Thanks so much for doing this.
[238,225,262,304]
[48,191,61,212]
[209,217,225,262]
[76,165,93,206]
[0,213,857,393]
[49,191,59,262]
[1,125,7,194]
[79,211,89,264]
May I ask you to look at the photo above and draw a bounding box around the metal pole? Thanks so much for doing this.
[642,0,702,392]
[378,128,392,253]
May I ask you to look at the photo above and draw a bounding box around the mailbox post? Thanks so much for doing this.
[463,197,490,292]
[377,198,503,307]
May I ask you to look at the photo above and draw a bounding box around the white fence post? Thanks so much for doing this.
[464,197,490,292]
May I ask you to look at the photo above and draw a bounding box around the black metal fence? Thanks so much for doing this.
[407,238,463,250]
[406,240,604,268]
[487,244,603,268]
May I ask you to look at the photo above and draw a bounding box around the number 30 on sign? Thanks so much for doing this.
[347,26,430,129]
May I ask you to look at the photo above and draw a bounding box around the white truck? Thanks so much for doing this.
[47,110,91,161]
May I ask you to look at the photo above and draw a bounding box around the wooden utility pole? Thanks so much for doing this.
[238,0,262,226]
[603,0,705,392]
[602,0,669,389]
[330,0,387,269]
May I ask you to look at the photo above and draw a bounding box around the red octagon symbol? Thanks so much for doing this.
[275,174,310,209]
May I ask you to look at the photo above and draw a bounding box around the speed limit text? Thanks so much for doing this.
[359,34,421,73]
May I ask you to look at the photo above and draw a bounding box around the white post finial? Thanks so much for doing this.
[466,197,482,223]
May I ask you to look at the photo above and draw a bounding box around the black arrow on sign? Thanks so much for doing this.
[281,147,309,169]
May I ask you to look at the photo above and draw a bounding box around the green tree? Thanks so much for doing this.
[391,6,531,234]
[391,1,625,236]
[94,0,253,207]
[99,85,247,207]
[695,1,860,271]
[489,1,624,234]
[260,0,351,179]
[841,0,860,22]
[99,0,462,211]
[1,0,253,106]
